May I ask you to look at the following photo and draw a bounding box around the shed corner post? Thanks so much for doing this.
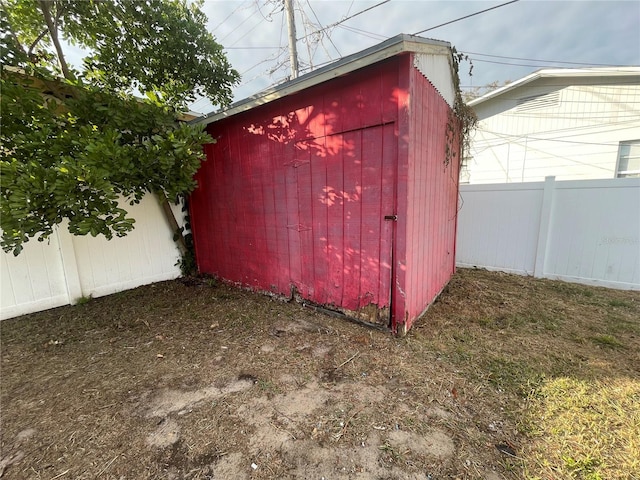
[395,319,409,337]
[390,54,412,336]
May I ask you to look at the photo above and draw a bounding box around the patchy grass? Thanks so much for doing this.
[589,334,625,349]
[414,269,640,480]
[1,269,638,479]
[521,377,639,480]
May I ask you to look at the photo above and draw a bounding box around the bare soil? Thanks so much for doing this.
[1,269,638,479]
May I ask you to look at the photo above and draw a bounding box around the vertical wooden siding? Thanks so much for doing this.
[191,61,401,325]
[396,58,459,332]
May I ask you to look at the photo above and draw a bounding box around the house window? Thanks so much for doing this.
[617,140,640,178]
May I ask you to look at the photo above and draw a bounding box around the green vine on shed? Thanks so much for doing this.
[445,47,478,168]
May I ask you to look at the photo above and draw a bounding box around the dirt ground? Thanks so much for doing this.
[1,268,638,479]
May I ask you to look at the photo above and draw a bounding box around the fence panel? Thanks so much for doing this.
[457,177,640,290]
[456,182,545,275]
[71,196,184,298]
[1,195,183,320]
[1,231,70,320]
[544,179,640,287]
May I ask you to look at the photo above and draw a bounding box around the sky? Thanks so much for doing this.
[189,0,640,114]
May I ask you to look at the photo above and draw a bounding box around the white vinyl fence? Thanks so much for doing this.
[456,176,640,290]
[1,195,185,320]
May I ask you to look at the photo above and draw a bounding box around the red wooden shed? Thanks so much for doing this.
[190,34,461,334]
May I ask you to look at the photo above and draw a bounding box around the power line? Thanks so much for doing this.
[297,0,391,42]
[219,1,290,89]
[224,46,280,50]
[247,0,389,80]
[255,0,280,22]
[476,99,640,105]
[219,4,260,43]
[467,57,628,70]
[471,119,640,144]
[472,122,640,145]
[413,0,521,35]
[229,15,273,47]
[475,128,639,147]
[278,2,285,58]
[336,23,386,41]
[470,133,625,173]
[299,0,315,70]
[462,82,640,90]
[500,113,640,121]
[240,47,288,76]
[306,0,341,57]
[345,0,355,17]
[462,51,626,68]
[298,56,336,74]
[211,1,253,36]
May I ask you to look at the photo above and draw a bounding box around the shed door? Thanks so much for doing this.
[289,123,396,327]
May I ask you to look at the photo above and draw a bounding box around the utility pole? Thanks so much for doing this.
[284,0,299,79]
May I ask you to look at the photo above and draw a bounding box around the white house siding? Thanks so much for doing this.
[466,75,640,184]
[456,177,640,290]
[1,195,184,320]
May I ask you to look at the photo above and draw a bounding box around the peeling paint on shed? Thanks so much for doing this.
[189,34,461,334]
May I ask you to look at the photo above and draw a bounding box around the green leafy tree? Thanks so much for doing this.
[1,0,239,255]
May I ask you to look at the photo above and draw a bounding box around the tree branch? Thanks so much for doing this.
[27,28,49,57]
[28,2,65,56]
[53,1,65,27]
[37,0,73,79]
[157,192,188,256]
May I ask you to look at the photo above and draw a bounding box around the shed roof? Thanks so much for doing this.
[192,34,452,126]
[468,66,640,108]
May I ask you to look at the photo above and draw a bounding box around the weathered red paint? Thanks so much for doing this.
[190,53,460,333]
[398,59,460,332]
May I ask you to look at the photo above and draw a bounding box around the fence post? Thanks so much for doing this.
[534,176,556,278]
[56,223,84,303]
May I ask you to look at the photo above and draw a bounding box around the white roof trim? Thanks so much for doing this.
[468,66,640,107]
[193,34,452,126]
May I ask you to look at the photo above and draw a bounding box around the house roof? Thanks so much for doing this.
[192,34,452,126]
[468,67,640,108]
